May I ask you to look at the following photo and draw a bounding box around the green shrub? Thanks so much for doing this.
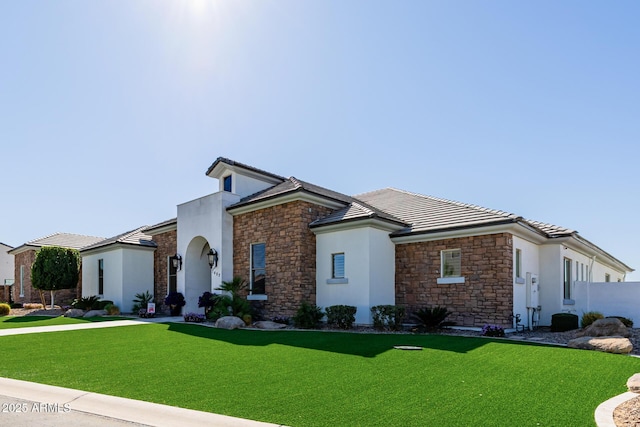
[10,303,23,309]
[325,305,357,329]
[97,300,114,310]
[371,305,405,331]
[607,316,634,328]
[411,306,452,330]
[0,303,10,316]
[72,296,101,310]
[293,302,324,329]
[131,291,154,313]
[581,311,604,328]
[551,313,579,332]
[104,304,121,315]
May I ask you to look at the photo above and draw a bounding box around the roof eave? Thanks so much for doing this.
[227,188,347,215]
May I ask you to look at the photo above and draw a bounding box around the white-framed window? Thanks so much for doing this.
[332,253,345,279]
[515,249,522,279]
[605,273,611,282]
[441,249,461,278]
[19,265,24,297]
[563,257,572,300]
[250,243,266,295]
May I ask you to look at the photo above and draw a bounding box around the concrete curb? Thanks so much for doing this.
[0,378,285,427]
[595,391,638,427]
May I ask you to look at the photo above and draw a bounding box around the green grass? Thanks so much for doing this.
[0,323,637,426]
[0,315,130,329]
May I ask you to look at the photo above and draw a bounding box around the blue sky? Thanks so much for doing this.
[1,1,639,279]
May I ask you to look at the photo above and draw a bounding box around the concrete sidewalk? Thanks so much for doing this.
[0,378,284,426]
[0,318,286,426]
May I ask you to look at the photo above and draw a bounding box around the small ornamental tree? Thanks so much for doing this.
[31,246,81,309]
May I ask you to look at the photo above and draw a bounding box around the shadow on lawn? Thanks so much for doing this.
[162,322,528,357]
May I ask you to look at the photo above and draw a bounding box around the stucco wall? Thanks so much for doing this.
[177,191,239,313]
[395,233,513,327]
[316,226,395,324]
[573,281,640,321]
[512,235,540,329]
[233,200,333,319]
[82,247,154,313]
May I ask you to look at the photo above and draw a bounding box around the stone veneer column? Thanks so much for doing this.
[233,200,333,320]
[151,230,177,311]
[395,233,514,327]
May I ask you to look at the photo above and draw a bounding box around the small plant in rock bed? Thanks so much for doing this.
[272,316,290,325]
[183,313,206,323]
[132,291,154,314]
[481,324,505,337]
[72,295,101,310]
[0,303,10,316]
[371,305,405,331]
[325,305,357,330]
[581,311,604,328]
[293,302,324,329]
[411,306,452,331]
[104,304,121,315]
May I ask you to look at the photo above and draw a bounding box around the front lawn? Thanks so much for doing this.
[0,323,637,426]
[0,315,129,329]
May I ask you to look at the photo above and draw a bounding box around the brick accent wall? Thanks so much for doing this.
[151,229,177,311]
[395,233,513,327]
[12,250,82,306]
[233,200,333,319]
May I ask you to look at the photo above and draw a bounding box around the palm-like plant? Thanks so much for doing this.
[411,306,452,331]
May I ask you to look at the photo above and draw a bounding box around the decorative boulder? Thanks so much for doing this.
[64,309,85,318]
[577,318,630,338]
[83,309,107,318]
[254,321,287,330]
[627,374,640,393]
[567,336,633,354]
[215,316,245,330]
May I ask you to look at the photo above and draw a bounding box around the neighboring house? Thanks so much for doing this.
[79,227,156,313]
[164,157,633,327]
[8,233,105,305]
[0,242,15,302]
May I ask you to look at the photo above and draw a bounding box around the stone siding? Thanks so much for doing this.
[395,233,513,327]
[12,249,82,306]
[233,200,332,320]
[151,229,177,311]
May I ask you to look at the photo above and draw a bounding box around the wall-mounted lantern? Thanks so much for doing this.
[170,254,182,271]
[208,248,218,269]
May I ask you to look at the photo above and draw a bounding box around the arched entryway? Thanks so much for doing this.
[184,236,212,314]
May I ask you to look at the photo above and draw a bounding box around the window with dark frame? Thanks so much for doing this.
[251,243,266,295]
[332,253,345,279]
[98,259,104,295]
[515,249,522,278]
[563,257,572,300]
[168,256,177,294]
[223,175,232,192]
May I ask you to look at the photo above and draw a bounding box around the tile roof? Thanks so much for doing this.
[143,218,177,234]
[355,188,523,236]
[205,157,287,181]
[80,226,156,252]
[21,233,106,250]
[230,177,354,209]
